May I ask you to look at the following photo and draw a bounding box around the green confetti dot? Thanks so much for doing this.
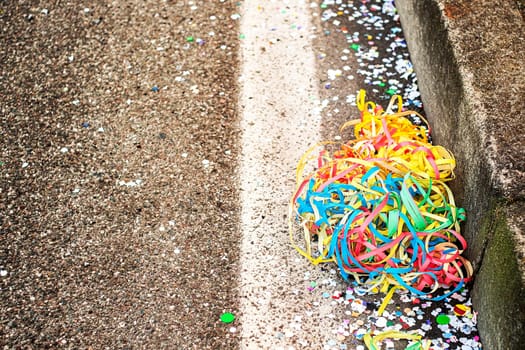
[406,341,423,350]
[320,4,328,9]
[386,88,396,96]
[436,314,450,325]
[239,33,246,39]
[378,82,386,87]
[220,312,235,324]
[350,43,360,51]
[186,36,194,42]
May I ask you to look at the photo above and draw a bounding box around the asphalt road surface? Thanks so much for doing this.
[2,1,241,348]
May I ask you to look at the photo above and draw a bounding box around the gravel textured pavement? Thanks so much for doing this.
[1,1,484,349]
[1,1,241,348]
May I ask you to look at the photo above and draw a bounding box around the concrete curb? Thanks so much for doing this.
[395,0,525,348]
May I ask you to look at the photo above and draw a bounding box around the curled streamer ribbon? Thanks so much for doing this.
[290,90,473,301]
[364,330,431,350]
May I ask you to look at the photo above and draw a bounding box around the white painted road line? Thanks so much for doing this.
[238,1,342,348]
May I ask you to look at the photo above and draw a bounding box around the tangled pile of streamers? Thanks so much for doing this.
[290,90,473,301]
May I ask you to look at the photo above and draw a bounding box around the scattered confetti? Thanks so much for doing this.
[283,1,483,348]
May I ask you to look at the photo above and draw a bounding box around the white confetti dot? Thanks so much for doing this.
[375,316,387,328]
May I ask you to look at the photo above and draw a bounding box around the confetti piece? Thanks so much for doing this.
[453,304,471,316]
[436,314,451,325]
[220,312,235,324]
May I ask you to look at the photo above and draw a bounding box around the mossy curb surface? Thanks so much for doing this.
[473,203,525,349]
[395,0,525,348]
